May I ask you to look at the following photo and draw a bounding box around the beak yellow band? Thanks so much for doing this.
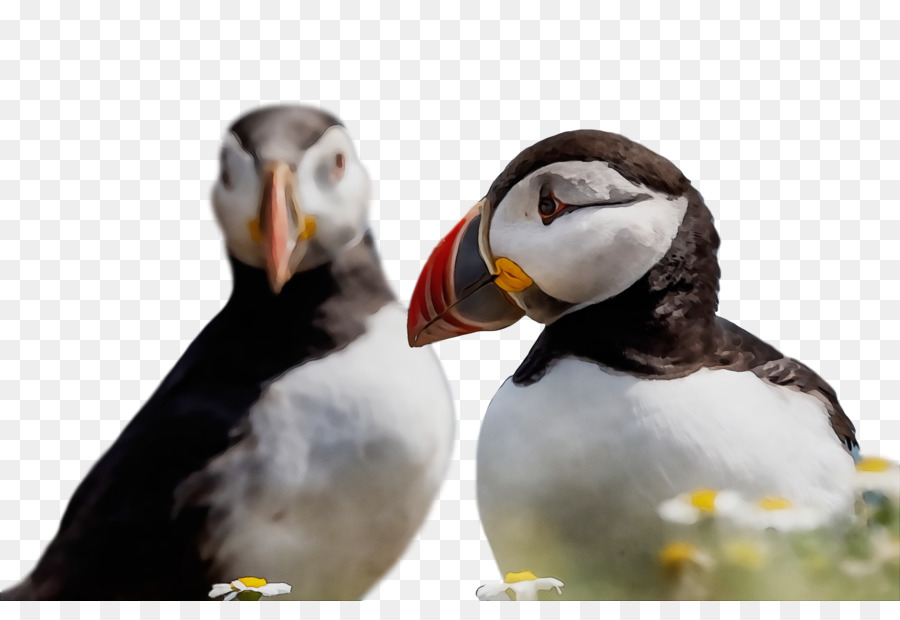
[493,257,533,293]
[299,214,316,240]
[247,215,317,244]
[247,218,263,243]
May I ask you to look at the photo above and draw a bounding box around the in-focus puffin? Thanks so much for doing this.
[2,105,454,601]
[407,130,859,597]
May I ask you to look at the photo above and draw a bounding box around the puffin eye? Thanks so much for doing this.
[219,152,232,189]
[332,152,345,182]
[538,194,557,217]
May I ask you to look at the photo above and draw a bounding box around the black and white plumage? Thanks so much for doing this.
[2,105,454,601]
[408,130,858,595]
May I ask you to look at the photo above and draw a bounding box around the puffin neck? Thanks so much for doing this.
[514,192,722,383]
[226,255,335,311]
[223,233,396,347]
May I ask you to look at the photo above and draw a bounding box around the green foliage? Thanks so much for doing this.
[513,460,900,600]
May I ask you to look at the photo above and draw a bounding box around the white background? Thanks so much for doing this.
[0,0,898,617]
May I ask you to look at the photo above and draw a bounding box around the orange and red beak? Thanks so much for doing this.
[407,201,526,347]
[259,162,294,293]
[256,162,315,294]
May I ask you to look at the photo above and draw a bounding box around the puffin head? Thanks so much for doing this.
[408,129,719,346]
[212,104,370,293]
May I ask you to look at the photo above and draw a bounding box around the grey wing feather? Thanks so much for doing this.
[713,317,858,456]
[750,357,859,455]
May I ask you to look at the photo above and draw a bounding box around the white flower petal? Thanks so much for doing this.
[509,586,539,601]
[658,496,700,525]
[855,467,900,501]
[724,501,831,532]
[223,592,238,601]
[476,582,512,601]
[507,577,565,600]
[537,577,565,595]
[256,582,292,597]
[230,579,247,591]
[208,583,234,599]
[534,577,564,590]
[714,490,745,513]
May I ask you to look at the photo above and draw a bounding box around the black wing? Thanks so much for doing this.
[6,309,265,600]
[715,317,858,454]
[750,357,858,454]
[2,242,395,600]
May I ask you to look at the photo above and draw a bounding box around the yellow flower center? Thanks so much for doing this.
[856,457,892,472]
[689,488,717,512]
[659,541,698,572]
[504,570,538,583]
[758,495,792,511]
[724,540,765,569]
[235,576,267,589]
[493,257,533,292]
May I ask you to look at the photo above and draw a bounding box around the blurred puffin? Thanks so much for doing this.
[3,105,454,600]
[408,130,858,596]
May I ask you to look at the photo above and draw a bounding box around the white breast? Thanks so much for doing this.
[197,303,454,600]
[476,357,856,578]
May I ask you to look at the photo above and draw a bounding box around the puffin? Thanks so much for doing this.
[407,130,859,598]
[2,105,454,600]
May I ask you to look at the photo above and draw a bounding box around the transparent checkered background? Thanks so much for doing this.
[0,0,898,618]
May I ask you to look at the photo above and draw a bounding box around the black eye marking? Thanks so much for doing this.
[219,151,231,189]
[538,189,651,226]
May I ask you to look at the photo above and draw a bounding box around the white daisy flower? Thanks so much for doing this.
[657,488,743,525]
[853,457,900,501]
[717,494,832,532]
[476,570,565,601]
[208,576,292,601]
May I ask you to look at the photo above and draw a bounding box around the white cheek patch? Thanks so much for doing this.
[212,133,264,268]
[211,126,371,273]
[296,126,370,262]
[489,161,689,307]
